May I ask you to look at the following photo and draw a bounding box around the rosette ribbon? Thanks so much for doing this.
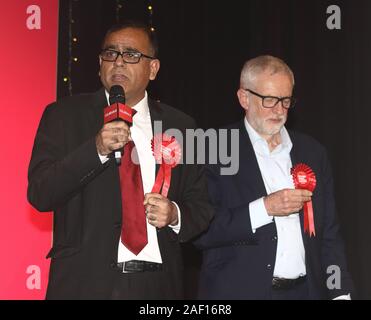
[291,163,317,237]
[151,134,182,197]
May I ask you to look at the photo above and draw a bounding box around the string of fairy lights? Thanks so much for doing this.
[63,0,155,96]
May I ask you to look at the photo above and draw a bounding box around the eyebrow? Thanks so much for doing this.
[103,45,140,53]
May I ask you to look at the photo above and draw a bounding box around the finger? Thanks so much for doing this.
[106,121,129,129]
[144,193,164,204]
[102,123,119,132]
[116,121,130,130]
[148,197,164,206]
[293,189,312,197]
[294,202,307,212]
[302,196,312,203]
[111,142,125,150]
[145,193,164,200]
[146,203,161,214]
[147,218,157,227]
[287,192,312,202]
[148,219,165,229]
[147,213,157,222]
[282,200,303,212]
[114,134,129,143]
[289,193,312,203]
[111,129,130,139]
[144,204,154,214]
[110,128,120,135]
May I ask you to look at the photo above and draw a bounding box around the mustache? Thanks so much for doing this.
[268,116,286,121]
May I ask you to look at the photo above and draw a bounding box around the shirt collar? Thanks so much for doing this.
[104,90,150,117]
[244,117,292,155]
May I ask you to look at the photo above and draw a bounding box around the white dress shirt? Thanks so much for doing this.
[245,118,306,279]
[100,91,180,266]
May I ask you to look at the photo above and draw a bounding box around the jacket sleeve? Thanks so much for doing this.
[194,164,273,250]
[27,103,109,212]
[172,120,214,242]
[176,162,215,242]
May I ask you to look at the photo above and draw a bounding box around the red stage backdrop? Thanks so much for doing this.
[0,1,59,299]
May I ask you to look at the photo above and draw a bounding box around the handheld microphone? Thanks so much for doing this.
[104,85,134,165]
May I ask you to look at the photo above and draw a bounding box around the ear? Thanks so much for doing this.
[98,56,102,77]
[98,55,104,77]
[237,88,249,112]
[149,59,160,80]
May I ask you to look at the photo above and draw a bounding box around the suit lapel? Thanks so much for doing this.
[289,132,301,168]
[93,87,108,109]
[289,131,308,245]
[90,88,108,134]
[148,99,163,177]
[236,120,267,201]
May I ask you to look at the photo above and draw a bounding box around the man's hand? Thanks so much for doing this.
[96,121,130,156]
[264,189,312,217]
[144,193,179,228]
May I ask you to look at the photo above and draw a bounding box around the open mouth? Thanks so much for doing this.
[112,74,127,82]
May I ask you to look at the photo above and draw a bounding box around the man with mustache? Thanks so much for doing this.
[196,55,354,300]
[27,21,213,299]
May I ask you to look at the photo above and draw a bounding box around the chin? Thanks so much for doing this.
[264,125,283,136]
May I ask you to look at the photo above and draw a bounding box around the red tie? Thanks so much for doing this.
[119,140,148,255]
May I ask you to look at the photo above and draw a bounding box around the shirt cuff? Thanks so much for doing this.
[249,197,273,233]
[168,201,181,234]
[98,153,109,164]
[333,294,351,300]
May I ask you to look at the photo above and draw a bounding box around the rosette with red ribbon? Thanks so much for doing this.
[151,134,182,197]
[291,163,317,237]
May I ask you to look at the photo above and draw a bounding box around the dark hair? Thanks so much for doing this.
[102,20,159,57]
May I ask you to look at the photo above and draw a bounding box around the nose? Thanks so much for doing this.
[114,54,126,67]
[272,101,286,115]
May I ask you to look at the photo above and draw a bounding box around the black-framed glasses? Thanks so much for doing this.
[100,49,156,64]
[244,88,296,109]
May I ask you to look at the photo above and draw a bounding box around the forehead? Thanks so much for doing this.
[254,71,293,95]
[103,28,150,52]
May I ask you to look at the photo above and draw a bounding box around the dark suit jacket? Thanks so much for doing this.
[196,120,354,300]
[27,88,213,299]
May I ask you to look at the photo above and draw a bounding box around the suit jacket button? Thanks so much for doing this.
[272,236,278,241]
[267,264,272,270]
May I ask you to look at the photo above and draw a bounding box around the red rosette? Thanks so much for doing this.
[151,134,182,197]
[291,163,317,237]
[151,134,181,167]
[291,164,316,192]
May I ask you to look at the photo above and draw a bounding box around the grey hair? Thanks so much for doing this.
[240,55,295,89]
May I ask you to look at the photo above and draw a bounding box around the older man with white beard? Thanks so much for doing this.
[196,55,354,300]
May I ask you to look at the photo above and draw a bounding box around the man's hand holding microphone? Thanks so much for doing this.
[96,121,131,156]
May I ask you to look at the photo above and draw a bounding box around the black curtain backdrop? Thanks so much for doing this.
[57,0,371,299]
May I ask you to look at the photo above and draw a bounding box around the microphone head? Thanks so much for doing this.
[109,85,125,104]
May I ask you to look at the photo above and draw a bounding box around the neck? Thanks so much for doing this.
[126,93,146,108]
[263,133,282,152]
